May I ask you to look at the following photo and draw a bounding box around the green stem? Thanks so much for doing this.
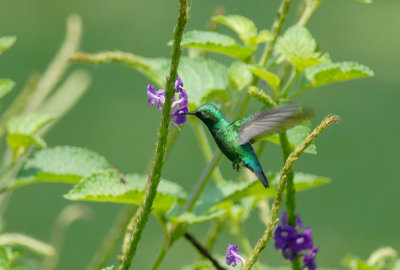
[117,1,189,269]
[203,220,223,250]
[151,237,170,270]
[279,133,300,270]
[191,119,224,184]
[280,69,299,98]
[259,0,293,67]
[287,86,312,99]
[86,205,135,270]
[297,0,324,26]
[242,115,339,270]
[182,150,223,213]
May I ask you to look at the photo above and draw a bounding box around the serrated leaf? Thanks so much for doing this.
[146,57,229,107]
[6,114,53,159]
[0,79,15,99]
[265,120,317,154]
[212,15,258,46]
[64,171,187,215]
[247,65,280,90]
[277,26,322,71]
[0,36,16,55]
[16,146,111,187]
[229,62,253,91]
[178,30,255,61]
[301,61,374,90]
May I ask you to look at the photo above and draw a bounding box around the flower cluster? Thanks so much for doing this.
[146,77,189,125]
[225,244,245,267]
[274,212,318,270]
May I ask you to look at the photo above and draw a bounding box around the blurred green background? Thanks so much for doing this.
[1,0,399,269]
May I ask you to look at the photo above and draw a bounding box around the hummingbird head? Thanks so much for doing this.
[184,104,224,126]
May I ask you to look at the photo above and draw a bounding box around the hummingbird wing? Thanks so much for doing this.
[234,104,312,145]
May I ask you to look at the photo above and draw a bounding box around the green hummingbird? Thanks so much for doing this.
[184,103,311,188]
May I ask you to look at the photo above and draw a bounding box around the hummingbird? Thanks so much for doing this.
[183,103,311,188]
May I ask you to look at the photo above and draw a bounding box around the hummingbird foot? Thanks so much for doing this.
[232,162,240,171]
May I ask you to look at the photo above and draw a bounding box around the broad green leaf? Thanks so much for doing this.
[200,89,230,104]
[247,65,280,90]
[229,62,253,90]
[171,210,225,225]
[146,57,229,107]
[6,114,53,159]
[16,146,111,186]
[301,61,374,89]
[0,36,16,55]
[203,172,330,212]
[250,29,273,45]
[0,79,15,99]
[0,246,10,270]
[64,171,187,215]
[212,15,258,46]
[277,26,321,71]
[178,30,255,61]
[265,120,317,154]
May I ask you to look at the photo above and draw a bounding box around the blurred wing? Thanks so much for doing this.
[235,104,313,145]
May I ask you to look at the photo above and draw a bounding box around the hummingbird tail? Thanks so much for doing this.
[254,169,269,188]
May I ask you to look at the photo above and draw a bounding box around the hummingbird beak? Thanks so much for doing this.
[182,111,196,116]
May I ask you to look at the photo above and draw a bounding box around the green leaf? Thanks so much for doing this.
[265,120,317,154]
[64,171,187,215]
[247,65,280,90]
[0,79,15,99]
[357,0,372,3]
[0,36,16,55]
[6,114,53,159]
[229,62,253,91]
[200,89,230,104]
[301,61,374,89]
[215,172,330,208]
[171,210,225,225]
[0,246,10,270]
[16,146,111,186]
[343,255,374,270]
[212,15,258,46]
[178,30,255,61]
[146,57,229,107]
[277,25,322,71]
[101,266,114,270]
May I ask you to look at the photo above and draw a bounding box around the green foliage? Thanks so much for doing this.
[65,171,187,215]
[0,79,15,99]
[6,114,53,160]
[146,57,229,107]
[301,61,374,89]
[178,30,255,61]
[101,266,114,270]
[247,65,281,90]
[266,120,317,154]
[0,36,16,55]
[0,246,10,270]
[344,247,398,270]
[213,14,272,47]
[277,25,322,71]
[229,62,253,91]
[16,146,111,186]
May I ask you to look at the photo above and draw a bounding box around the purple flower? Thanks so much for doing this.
[146,77,189,125]
[303,247,318,270]
[225,244,245,267]
[274,212,318,266]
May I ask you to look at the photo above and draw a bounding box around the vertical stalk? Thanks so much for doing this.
[279,132,301,270]
[242,115,338,270]
[117,1,189,269]
[259,0,293,67]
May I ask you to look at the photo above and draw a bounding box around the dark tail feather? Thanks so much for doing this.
[253,169,269,188]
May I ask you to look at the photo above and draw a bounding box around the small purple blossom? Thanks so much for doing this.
[303,247,318,270]
[225,244,245,267]
[146,77,189,125]
[274,212,318,268]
